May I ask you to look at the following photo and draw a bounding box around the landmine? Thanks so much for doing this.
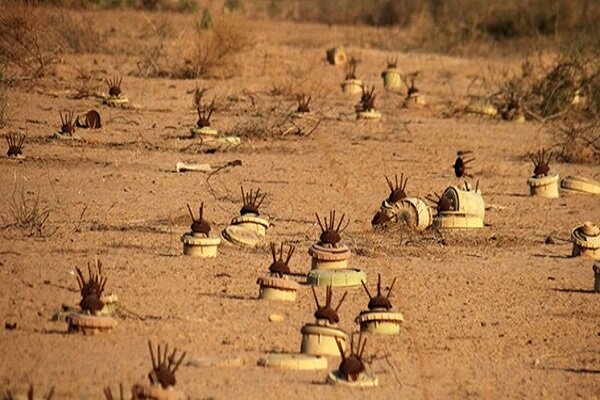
[403,77,426,107]
[258,353,328,371]
[430,181,485,229]
[308,211,366,288]
[190,98,217,138]
[342,79,363,95]
[103,76,129,107]
[341,57,362,95]
[181,202,221,258]
[67,259,117,335]
[5,133,25,160]
[371,174,432,231]
[527,149,559,198]
[356,275,403,335]
[326,47,347,66]
[560,176,600,195]
[571,222,600,259]
[465,100,498,117]
[301,286,349,357]
[221,187,269,248]
[130,341,187,400]
[381,57,403,92]
[327,332,378,387]
[356,85,381,120]
[53,111,82,141]
[257,243,300,301]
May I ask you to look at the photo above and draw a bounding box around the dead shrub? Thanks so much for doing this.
[174,15,253,79]
[552,117,600,164]
[135,16,174,78]
[487,50,599,122]
[0,2,59,78]
[226,93,320,139]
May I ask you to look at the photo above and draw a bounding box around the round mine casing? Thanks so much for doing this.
[381,68,403,92]
[181,232,221,257]
[528,172,560,198]
[257,276,299,301]
[300,321,348,357]
[356,309,404,335]
[308,243,351,270]
[306,268,366,288]
[571,223,600,260]
[341,79,363,95]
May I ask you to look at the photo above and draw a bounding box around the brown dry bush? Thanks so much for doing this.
[174,15,254,79]
[487,50,600,121]
[135,16,174,78]
[0,2,59,79]
[226,94,320,139]
[551,115,599,164]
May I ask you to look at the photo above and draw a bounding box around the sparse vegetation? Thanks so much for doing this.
[0,84,8,128]
[552,118,599,163]
[2,185,55,238]
[0,2,58,79]
[181,15,253,79]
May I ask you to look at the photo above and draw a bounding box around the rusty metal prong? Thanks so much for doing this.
[199,202,204,220]
[335,291,348,312]
[361,279,372,299]
[338,214,350,233]
[335,337,346,361]
[359,334,367,358]
[464,158,475,164]
[335,212,345,232]
[387,277,397,299]
[270,242,277,262]
[186,204,195,223]
[311,286,320,309]
[171,350,186,375]
[285,245,295,265]
[475,180,480,193]
[315,212,325,232]
[256,193,266,209]
[385,175,394,192]
[148,340,157,370]
[240,186,246,204]
[163,343,169,365]
[253,188,261,205]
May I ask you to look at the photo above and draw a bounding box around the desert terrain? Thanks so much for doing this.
[0,6,599,400]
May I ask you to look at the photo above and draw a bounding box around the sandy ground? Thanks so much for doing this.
[0,11,599,400]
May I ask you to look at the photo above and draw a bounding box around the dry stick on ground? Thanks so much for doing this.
[205,160,243,202]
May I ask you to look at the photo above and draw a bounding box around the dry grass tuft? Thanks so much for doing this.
[2,186,56,238]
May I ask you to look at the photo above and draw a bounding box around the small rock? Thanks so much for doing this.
[269,314,285,322]
[545,236,555,244]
